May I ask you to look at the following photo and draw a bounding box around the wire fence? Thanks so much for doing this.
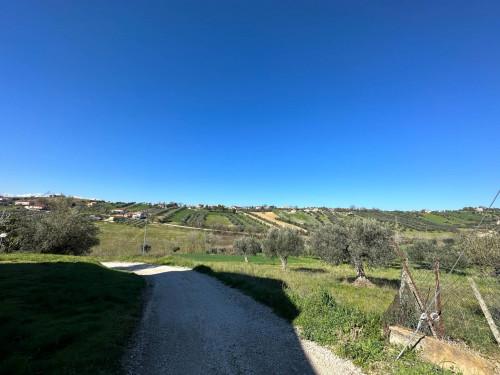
[384,195,500,362]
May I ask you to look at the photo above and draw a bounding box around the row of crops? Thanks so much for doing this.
[182,211,207,228]
[225,212,266,232]
[353,210,458,232]
[245,212,280,228]
[113,217,146,228]
[234,213,267,229]
[109,205,499,234]
[158,207,185,223]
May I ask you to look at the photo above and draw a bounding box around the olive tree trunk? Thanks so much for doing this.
[280,256,288,270]
[354,258,366,279]
[244,254,248,263]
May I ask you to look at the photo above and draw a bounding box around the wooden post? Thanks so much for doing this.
[394,242,439,338]
[467,277,500,347]
[434,261,444,340]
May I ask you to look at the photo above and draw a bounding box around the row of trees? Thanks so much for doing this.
[406,230,500,272]
[235,218,500,283]
[234,218,394,282]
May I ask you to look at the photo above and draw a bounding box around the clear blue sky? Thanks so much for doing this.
[1,1,499,210]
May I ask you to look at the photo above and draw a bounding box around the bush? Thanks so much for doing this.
[139,243,151,253]
[0,198,100,255]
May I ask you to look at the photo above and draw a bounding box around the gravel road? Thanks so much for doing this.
[102,262,363,375]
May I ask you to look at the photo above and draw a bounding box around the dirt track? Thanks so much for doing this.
[102,262,363,375]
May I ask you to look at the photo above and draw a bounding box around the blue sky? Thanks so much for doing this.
[1,1,499,209]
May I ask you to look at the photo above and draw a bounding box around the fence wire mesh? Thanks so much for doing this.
[384,229,500,362]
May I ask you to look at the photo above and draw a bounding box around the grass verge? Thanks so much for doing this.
[0,254,144,375]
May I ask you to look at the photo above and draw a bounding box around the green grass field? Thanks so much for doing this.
[92,222,209,257]
[420,213,453,225]
[0,254,144,375]
[91,221,240,257]
[206,212,232,226]
[167,208,195,223]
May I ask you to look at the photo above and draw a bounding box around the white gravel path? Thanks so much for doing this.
[102,262,364,375]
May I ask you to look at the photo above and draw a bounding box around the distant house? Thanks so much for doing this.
[25,204,48,211]
[112,208,125,214]
[15,200,33,206]
[156,202,168,209]
[86,201,97,207]
[475,207,484,213]
[132,212,146,219]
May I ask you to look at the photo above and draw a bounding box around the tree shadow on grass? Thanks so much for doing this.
[293,267,327,274]
[193,265,300,321]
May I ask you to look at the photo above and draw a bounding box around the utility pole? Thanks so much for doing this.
[142,213,147,256]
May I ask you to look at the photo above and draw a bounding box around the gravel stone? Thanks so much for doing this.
[102,262,364,375]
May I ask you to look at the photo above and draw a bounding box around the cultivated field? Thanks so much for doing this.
[251,211,305,231]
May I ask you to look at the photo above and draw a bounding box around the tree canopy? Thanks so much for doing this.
[233,236,262,262]
[262,227,304,270]
[309,218,393,282]
[0,198,100,255]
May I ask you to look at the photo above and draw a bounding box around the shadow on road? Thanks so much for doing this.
[105,263,320,375]
[193,264,300,321]
[104,263,166,273]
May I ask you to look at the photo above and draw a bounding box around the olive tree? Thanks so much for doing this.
[406,238,467,269]
[233,236,262,263]
[0,197,100,255]
[262,227,304,270]
[309,218,393,283]
[465,230,500,275]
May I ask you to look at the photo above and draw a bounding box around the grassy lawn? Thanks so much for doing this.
[92,222,200,257]
[0,254,144,375]
[92,221,240,257]
[420,213,453,225]
[206,212,232,226]
[167,208,195,223]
